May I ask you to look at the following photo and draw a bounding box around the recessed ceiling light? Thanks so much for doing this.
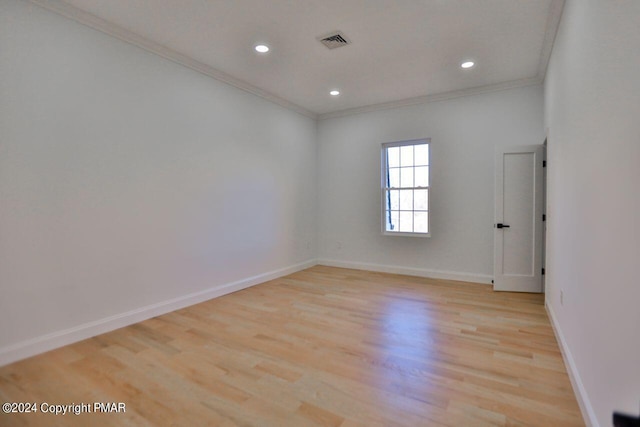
[461,61,475,69]
[330,90,340,96]
[254,44,270,53]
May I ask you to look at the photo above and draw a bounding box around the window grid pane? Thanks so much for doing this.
[414,212,429,233]
[415,166,428,187]
[399,211,413,232]
[400,167,413,187]
[414,189,428,211]
[387,146,400,167]
[400,145,414,167]
[388,168,400,188]
[414,144,429,165]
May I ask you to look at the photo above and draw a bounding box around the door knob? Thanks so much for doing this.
[496,223,510,229]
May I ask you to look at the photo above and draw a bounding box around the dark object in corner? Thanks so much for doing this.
[614,411,640,427]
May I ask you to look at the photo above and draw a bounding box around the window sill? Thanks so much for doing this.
[382,231,431,238]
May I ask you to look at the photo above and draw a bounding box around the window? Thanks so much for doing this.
[381,139,430,236]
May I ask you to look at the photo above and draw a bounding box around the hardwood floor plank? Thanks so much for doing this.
[0,266,583,426]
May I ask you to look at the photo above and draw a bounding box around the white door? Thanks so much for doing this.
[494,145,545,292]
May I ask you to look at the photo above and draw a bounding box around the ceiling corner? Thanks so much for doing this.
[537,0,566,81]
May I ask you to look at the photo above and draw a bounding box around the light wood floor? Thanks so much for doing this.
[0,266,583,426]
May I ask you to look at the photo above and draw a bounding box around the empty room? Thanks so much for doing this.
[0,0,638,426]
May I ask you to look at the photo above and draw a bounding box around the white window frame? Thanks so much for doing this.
[381,138,431,237]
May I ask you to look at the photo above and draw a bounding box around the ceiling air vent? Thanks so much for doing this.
[318,31,350,49]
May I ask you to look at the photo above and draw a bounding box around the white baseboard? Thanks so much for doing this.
[545,302,599,427]
[0,259,317,367]
[317,259,492,284]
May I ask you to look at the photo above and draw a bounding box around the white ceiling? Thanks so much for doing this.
[37,0,563,118]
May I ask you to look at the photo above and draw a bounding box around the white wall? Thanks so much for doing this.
[544,1,640,426]
[317,85,544,282]
[0,0,316,363]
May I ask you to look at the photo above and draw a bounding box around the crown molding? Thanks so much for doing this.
[318,77,543,120]
[28,0,317,119]
[537,0,566,80]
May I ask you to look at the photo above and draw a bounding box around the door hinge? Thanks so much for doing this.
[542,268,545,275]
[543,214,546,221]
[543,160,547,167]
